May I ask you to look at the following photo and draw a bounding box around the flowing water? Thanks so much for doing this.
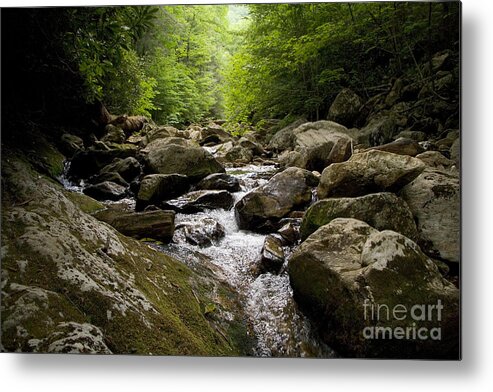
[60,162,334,357]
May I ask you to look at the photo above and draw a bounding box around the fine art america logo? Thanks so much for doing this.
[362,299,443,341]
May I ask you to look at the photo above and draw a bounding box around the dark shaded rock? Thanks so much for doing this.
[69,148,136,180]
[136,174,190,211]
[259,235,285,274]
[100,157,142,182]
[101,124,125,144]
[328,88,363,127]
[277,222,300,245]
[83,181,127,201]
[400,169,460,263]
[175,217,225,247]
[289,218,460,359]
[194,173,241,192]
[235,167,317,231]
[395,130,427,142]
[163,190,234,213]
[88,171,129,188]
[357,111,407,146]
[93,208,175,242]
[300,192,418,241]
[60,133,84,157]
[317,150,425,199]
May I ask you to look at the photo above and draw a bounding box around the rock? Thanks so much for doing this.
[2,155,249,355]
[328,88,363,127]
[366,138,424,157]
[109,115,149,135]
[145,126,179,144]
[385,78,404,107]
[136,174,190,211]
[395,130,427,142]
[60,133,84,157]
[100,157,142,182]
[259,235,285,274]
[88,171,129,188]
[143,143,225,181]
[101,124,126,144]
[289,218,460,359]
[224,146,253,164]
[163,190,234,213]
[235,167,318,231]
[194,173,241,192]
[94,208,175,242]
[277,121,354,171]
[175,217,225,247]
[277,222,300,245]
[238,137,264,156]
[267,118,307,152]
[450,138,460,167]
[415,151,454,170]
[69,148,137,180]
[357,111,407,146]
[400,169,460,263]
[301,192,418,241]
[83,181,127,201]
[317,150,426,199]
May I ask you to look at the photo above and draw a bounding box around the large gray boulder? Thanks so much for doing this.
[235,167,318,231]
[300,192,418,241]
[400,169,460,263]
[317,150,425,198]
[289,218,460,359]
[267,118,307,152]
[328,88,363,127]
[136,174,190,211]
[143,143,225,181]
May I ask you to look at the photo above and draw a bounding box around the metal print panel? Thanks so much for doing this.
[0,1,461,359]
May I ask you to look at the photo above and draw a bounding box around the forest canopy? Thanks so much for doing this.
[1,2,459,130]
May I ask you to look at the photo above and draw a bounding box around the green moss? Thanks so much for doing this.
[63,191,105,214]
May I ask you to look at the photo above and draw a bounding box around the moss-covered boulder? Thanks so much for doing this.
[317,150,425,199]
[1,153,250,355]
[136,174,190,211]
[235,167,318,232]
[300,192,418,241]
[289,218,459,359]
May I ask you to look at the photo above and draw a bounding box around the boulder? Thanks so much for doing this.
[259,235,285,274]
[235,167,318,231]
[400,170,460,263]
[357,111,407,146]
[175,217,225,247]
[365,138,424,157]
[267,118,307,152]
[145,126,180,144]
[289,218,460,359]
[224,146,254,164]
[143,143,225,181]
[415,151,454,170]
[317,150,426,199]
[384,78,404,107]
[136,174,190,211]
[83,181,127,201]
[93,208,175,242]
[395,130,427,142]
[301,192,418,241]
[328,88,363,127]
[163,190,234,213]
[194,173,241,192]
[100,157,142,182]
[60,133,84,157]
[101,124,126,144]
[88,171,129,188]
[277,221,300,245]
[450,138,460,167]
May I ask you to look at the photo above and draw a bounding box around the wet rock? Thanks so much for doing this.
[100,157,142,183]
[194,173,241,192]
[365,138,424,157]
[175,217,225,247]
[400,169,460,263]
[224,145,254,164]
[259,235,285,274]
[60,133,84,157]
[289,218,460,359]
[136,174,190,211]
[328,88,363,127]
[163,190,234,213]
[317,150,425,199]
[93,208,175,242]
[88,171,129,188]
[235,167,318,231]
[83,181,127,201]
[277,221,300,245]
[143,143,225,181]
[301,192,418,241]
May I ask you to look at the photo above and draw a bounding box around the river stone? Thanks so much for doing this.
[224,145,253,164]
[69,147,137,179]
[415,151,454,170]
[194,173,241,192]
[235,167,318,232]
[267,118,307,152]
[278,222,300,245]
[395,130,427,142]
[365,138,424,157]
[175,217,225,247]
[100,157,142,182]
[145,126,180,144]
[143,143,225,180]
[357,111,407,146]
[259,235,285,274]
[317,150,426,199]
[83,181,127,201]
[288,218,460,359]
[400,169,460,263]
[88,171,129,188]
[300,192,418,241]
[163,190,234,213]
[60,133,84,157]
[2,155,249,355]
[93,209,175,242]
[136,174,190,211]
[101,124,126,144]
[327,88,363,127]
